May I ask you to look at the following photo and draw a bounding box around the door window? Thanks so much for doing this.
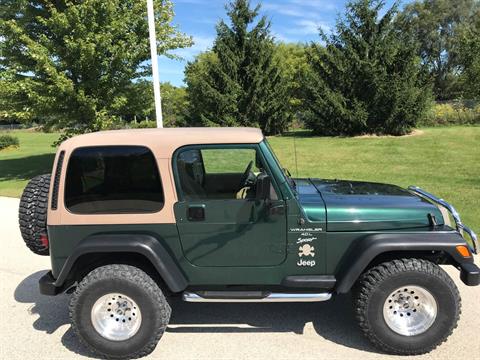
[176,147,274,200]
[202,149,257,173]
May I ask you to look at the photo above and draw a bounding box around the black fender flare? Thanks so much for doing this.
[54,234,188,293]
[335,231,472,294]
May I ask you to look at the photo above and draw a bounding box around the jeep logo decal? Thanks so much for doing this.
[299,244,315,257]
[297,244,316,267]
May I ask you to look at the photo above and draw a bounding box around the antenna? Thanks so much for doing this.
[293,131,299,178]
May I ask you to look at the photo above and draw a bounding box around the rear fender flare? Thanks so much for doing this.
[54,234,188,293]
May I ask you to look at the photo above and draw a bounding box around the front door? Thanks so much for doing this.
[173,145,287,267]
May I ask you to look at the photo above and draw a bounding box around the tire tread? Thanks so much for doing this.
[69,264,170,359]
[18,174,51,256]
[353,258,461,355]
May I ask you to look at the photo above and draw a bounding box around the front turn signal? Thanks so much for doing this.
[456,245,471,258]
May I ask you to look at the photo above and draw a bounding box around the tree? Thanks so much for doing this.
[185,0,291,135]
[0,0,191,138]
[397,0,479,100]
[121,81,156,123]
[161,82,189,127]
[458,13,480,100]
[0,72,32,123]
[274,43,309,124]
[121,81,188,127]
[303,0,430,136]
[184,51,218,124]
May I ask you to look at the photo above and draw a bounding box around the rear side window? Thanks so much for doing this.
[65,146,164,214]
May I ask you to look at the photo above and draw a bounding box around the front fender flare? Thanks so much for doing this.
[54,234,188,293]
[335,231,472,294]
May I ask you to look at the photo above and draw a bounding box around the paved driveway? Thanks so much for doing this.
[0,196,478,360]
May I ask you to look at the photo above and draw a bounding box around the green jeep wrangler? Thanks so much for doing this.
[19,128,478,359]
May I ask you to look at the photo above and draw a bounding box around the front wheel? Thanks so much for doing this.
[70,265,171,359]
[354,259,461,355]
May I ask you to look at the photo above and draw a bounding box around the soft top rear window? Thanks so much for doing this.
[65,146,164,214]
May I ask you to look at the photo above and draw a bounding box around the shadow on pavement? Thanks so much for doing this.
[14,270,96,358]
[167,295,376,352]
[15,271,377,359]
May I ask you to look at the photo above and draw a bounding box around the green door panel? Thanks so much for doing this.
[174,199,287,267]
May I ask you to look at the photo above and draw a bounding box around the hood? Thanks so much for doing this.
[296,179,443,231]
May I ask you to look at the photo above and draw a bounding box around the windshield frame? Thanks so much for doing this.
[262,138,297,193]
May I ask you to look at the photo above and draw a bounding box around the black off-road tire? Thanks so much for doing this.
[18,174,51,256]
[354,259,461,355]
[70,264,171,359]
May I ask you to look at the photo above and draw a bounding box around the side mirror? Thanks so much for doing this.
[256,174,271,201]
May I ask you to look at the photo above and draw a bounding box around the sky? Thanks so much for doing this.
[158,0,401,86]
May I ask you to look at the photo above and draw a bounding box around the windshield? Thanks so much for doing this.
[264,138,296,190]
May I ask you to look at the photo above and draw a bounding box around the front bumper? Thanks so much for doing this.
[409,186,478,254]
[39,271,62,296]
[460,262,480,286]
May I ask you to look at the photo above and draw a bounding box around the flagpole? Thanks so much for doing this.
[147,0,163,128]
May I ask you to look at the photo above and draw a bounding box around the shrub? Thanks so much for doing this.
[420,102,480,127]
[128,120,157,129]
[0,134,19,150]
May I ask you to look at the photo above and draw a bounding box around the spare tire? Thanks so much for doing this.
[19,174,51,256]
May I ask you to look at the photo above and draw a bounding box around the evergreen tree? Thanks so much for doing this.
[185,0,291,135]
[0,0,191,138]
[303,0,430,136]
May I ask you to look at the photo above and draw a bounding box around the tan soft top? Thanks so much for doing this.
[59,127,264,158]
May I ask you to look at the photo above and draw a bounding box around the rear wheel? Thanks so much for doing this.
[70,265,171,359]
[354,259,460,355]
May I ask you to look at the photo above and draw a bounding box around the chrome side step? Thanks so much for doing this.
[182,291,332,303]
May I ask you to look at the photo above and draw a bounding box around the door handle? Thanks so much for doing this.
[187,205,205,222]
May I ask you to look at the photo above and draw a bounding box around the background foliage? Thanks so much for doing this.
[420,102,480,127]
[0,134,19,150]
[302,0,430,136]
[185,0,291,135]
[397,0,479,101]
[1,0,479,137]
[458,12,480,100]
[0,0,191,140]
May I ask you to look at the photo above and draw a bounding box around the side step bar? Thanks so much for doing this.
[183,291,332,303]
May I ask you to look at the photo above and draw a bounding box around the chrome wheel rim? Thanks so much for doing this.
[91,293,142,341]
[383,285,437,336]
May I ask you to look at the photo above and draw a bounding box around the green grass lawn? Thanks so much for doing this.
[269,126,480,230]
[0,131,59,197]
[1,127,479,230]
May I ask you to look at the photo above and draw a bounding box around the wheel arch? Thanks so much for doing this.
[54,234,188,293]
[334,231,472,294]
